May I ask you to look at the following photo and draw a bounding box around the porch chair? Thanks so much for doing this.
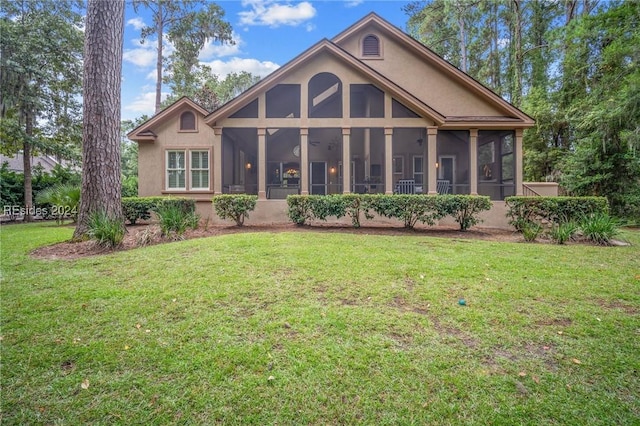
[394,179,416,194]
[436,179,450,194]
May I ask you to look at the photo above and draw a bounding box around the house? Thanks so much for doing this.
[128,13,542,226]
[0,153,68,174]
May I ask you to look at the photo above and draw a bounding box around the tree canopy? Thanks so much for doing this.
[405,0,640,218]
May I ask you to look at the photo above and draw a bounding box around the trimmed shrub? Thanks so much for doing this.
[212,194,257,226]
[369,194,444,228]
[438,195,492,231]
[87,210,125,248]
[287,194,491,230]
[287,195,313,225]
[122,196,164,225]
[342,194,375,228]
[580,213,620,245]
[505,196,609,230]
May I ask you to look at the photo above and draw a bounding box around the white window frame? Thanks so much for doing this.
[190,150,210,190]
[166,150,187,190]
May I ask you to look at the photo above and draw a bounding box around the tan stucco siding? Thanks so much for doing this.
[337,30,506,117]
[137,109,216,198]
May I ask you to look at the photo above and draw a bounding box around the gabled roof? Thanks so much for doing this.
[205,38,446,126]
[127,97,210,142]
[332,13,534,125]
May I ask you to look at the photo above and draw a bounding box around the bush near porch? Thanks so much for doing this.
[122,197,196,225]
[287,194,492,230]
[505,196,609,230]
[212,194,258,226]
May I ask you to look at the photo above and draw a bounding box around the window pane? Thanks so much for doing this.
[414,156,423,173]
[191,170,209,189]
[168,170,185,189]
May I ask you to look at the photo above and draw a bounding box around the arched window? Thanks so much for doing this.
[180,111,196,131]
[362,34,380,57]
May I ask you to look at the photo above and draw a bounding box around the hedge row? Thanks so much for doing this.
[505,196,609,230]
[122,197,196,225]
[287,194,492,230]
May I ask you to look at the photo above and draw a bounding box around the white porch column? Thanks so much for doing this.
[427,126,438,195]
[300,127,309,195]
[470,128,478,195]
[213,126,223,194]
[384,126,393,194]
[257,127,266,200]
[515,129,524,195]
[342,127,351,193]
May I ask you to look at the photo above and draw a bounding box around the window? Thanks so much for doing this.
[393,156,404,175]
[180,111,196,131]
[362,34,380,56]
[191,151,210,190]
[413,156,423,185]
[166,149,210,191]
[167,150,186,189]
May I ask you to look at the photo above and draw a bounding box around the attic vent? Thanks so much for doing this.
[180,111,196,130]
[362,34,380,57]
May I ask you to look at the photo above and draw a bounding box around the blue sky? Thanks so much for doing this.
[121,0,412,121]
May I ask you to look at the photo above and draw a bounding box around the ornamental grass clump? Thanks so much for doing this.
[155,202,199,238]
[580,213,620,245]
[549,220,579,244]
[87,210,125,248]
[521,220,543,242]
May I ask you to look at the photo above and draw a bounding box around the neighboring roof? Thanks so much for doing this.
[204,38,446,126]
[0,153,62,173]
[332,13,534,125]
[127,97,209,141]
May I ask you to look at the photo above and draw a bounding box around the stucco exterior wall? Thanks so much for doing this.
[336,28,506,117]
[137,106,216,198]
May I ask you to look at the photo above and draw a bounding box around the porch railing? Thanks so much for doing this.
[522,183,542,197]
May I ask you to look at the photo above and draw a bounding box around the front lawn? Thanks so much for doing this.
[1,222,639,424]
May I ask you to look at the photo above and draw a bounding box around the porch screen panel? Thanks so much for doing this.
[436,130,470,194]
[349,128,384,194]
[478,130,515,200]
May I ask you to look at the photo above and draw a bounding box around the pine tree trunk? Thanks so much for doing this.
[73,0,125,239]
[155,19,163,114]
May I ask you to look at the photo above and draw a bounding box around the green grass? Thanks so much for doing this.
[2,222,639,425]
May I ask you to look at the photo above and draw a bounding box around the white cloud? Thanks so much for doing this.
[127,17,146,30]
[201,57,280,78]
[144,69,157,82]
[124,90,170,115]
[199,32,243,61]
[239,0,316,28]
[344,0,364,7]
[123,47,157,68]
